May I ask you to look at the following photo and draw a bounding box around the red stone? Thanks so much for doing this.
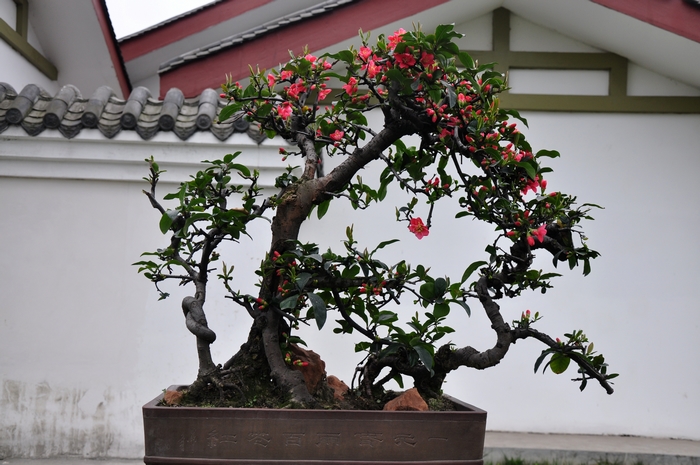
[288,344,326,394]
[163,389,183,406]
[327,375,349,400]
[383,388,428,411]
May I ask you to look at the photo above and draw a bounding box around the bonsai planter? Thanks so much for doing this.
[143,386,486,465]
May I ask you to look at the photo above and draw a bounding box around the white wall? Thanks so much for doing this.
[1,109,699,459]
[2,5,700,458]
[0,15,58,94]
[0,129,283,458]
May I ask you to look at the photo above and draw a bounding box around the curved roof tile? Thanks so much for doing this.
[0,83,264,143]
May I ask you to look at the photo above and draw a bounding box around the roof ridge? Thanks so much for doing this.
[117,0,223,42]
[0,84,264,143]
[158,0,357,74]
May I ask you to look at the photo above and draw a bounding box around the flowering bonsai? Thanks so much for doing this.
[136,25,616,408]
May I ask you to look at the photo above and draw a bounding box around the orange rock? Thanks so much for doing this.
[163,390,183,406]
[327,375,349,400]
[383,388,428,411]
[289,344,327,394]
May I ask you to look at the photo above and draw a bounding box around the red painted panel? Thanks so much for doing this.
[120,0,273,61]
[160,0,450,97]
[92,0,131,97]
[592,0,700,43]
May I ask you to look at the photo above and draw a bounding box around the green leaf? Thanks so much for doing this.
[280,294,299,310]
[461,260,487,284]
[419,282,435,300]
[434,277,447,297]
[503,109,528,127]
[159,210,179,234]
[295,272,312,291]
[374,238,400,252]
[307,292,327,330]
[218,102,244,122]
[230,163,251,177]
[257,102,273,117]
[457,51,474,69]
[444,82,457,108]
[536,149,560,159]
[433,302,450,319]
[334,49,355,63]
[411,342,434,375]
[454,300,471,317]
[317,199,331,219]
[434,24,454,43]
[549,353,570,374]
[534,349,554,373]
[392,373,404,389]
[516,161,537,180]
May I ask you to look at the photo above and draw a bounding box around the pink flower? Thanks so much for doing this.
[286,80,307,100]
[305,54,317,63]
[267,73,276,88]
[280,70,293,80]
[366,60,381,78]
[408,217,429,239]
[358,46,372,61]
[521,176,541,195]
[395,52,416,69]
[439,127,453,139]
[342,77,358,95]
[527,235,535,247]
[531,224,547,243]
[329,130,344,141]
[318,88,332,100]
[277,101,293,119]
[388,28,406,50]
[420,50,435,67]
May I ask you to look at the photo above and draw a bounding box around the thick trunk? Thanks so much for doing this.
[181,296,217,377]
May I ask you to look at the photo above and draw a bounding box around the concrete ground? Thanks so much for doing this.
[2,432,699,464]
[484,432,700,464]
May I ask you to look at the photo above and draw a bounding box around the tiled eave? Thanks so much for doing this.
[0,82,265,143]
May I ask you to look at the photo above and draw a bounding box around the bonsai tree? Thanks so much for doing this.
[136,25,616,408]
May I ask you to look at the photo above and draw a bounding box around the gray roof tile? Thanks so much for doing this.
[159,0,358,74]
[0,83,265,143]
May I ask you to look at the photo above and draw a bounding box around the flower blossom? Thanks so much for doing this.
[531,224,547,243]
[366,60,381,78]
[358,46,372,61]
[286,80,307,100]
[388,28,406,50]
[395,52,416,69]
[342,77,358,95]
[521,175,542,195]
[267,73,276,88]
[420,50,435,68]
[408,217,429,239]
[329,130,344,141]
[277,101,293,119]
[280,70,293,81]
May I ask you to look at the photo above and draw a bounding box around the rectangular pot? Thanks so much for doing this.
[143,386,486,465]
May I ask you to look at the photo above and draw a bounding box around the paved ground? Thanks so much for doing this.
[2,432,699,464]
[484,432,700,464]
